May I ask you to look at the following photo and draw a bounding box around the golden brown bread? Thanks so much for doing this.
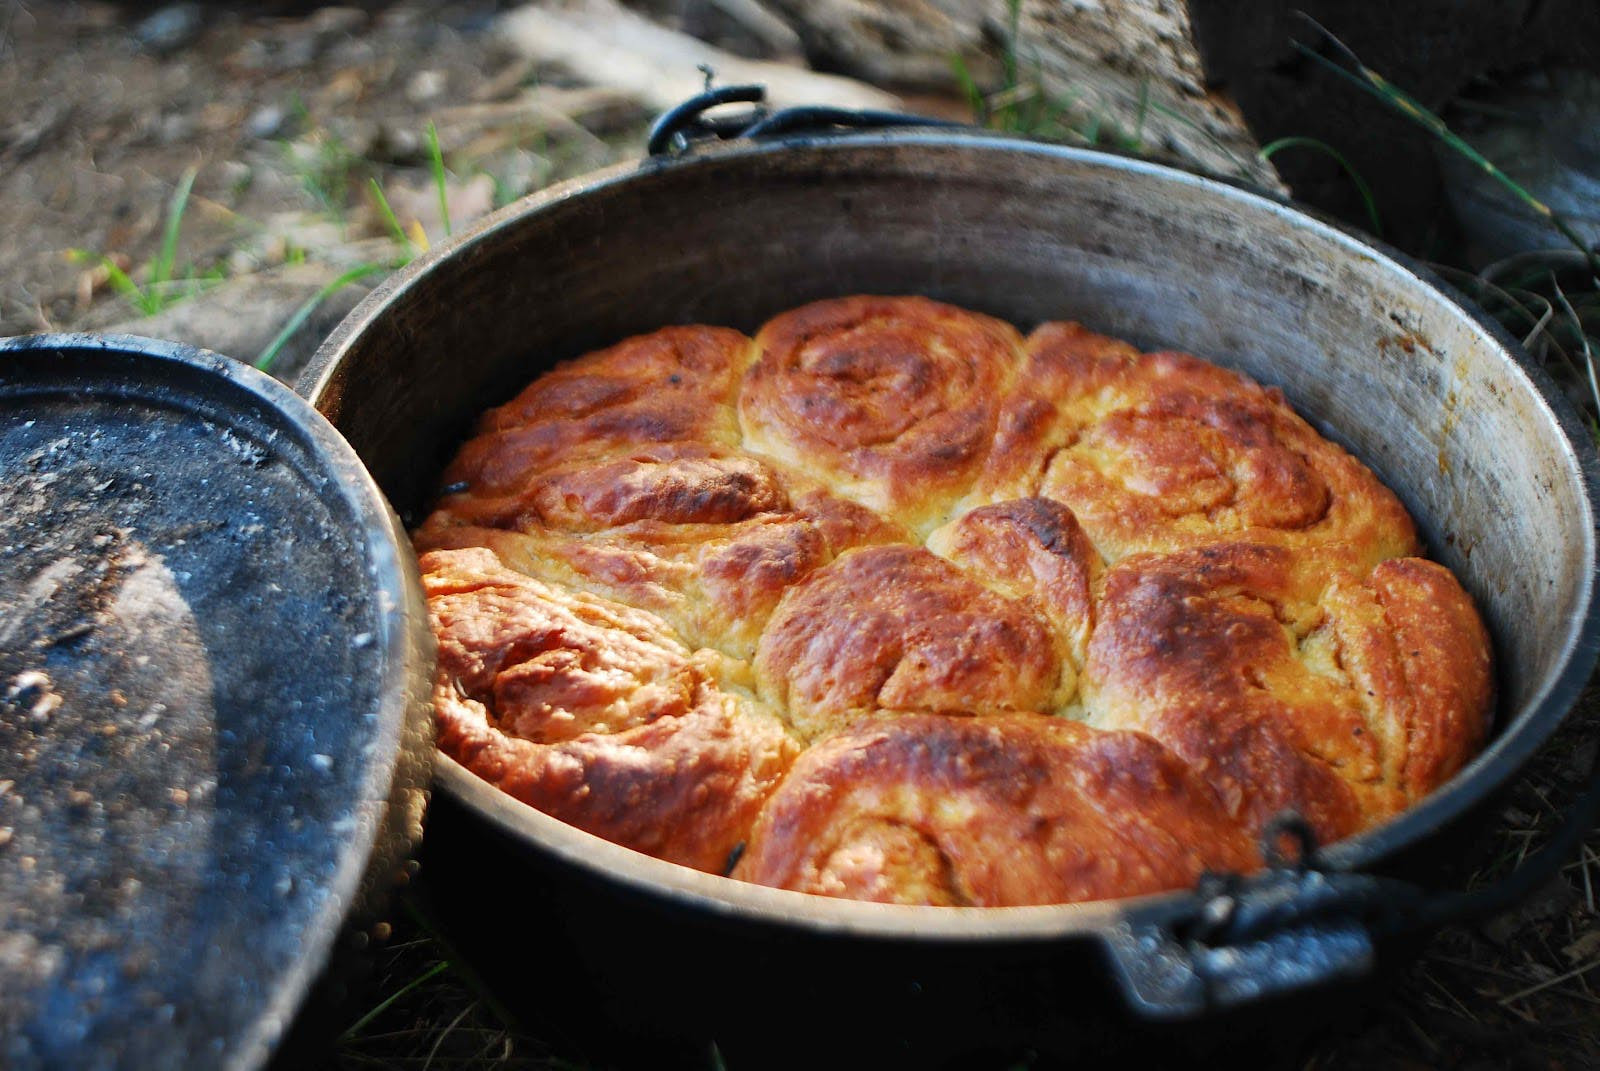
[754,543,1071,741]
[417,295,1494,905]
[740,295,1023,535]
[418,442,908,659]
[731,714,1259,906]
[439,325,751,499]
[1082,543,1492,843]
[424,546,798,872]
[976,321,1420,568]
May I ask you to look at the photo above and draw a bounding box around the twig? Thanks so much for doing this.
[422,1000,478,1071]
[1499,957,1600,1005]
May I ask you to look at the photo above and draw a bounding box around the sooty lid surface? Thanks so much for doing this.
[0,336,431,1071]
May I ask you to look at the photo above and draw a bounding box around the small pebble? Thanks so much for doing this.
[406,68,447,104]
[134,3,204,55]
[247,104,287,140]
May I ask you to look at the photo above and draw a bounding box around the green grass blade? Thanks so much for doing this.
[1551,273,1600,416]
[1132,78,1151,147]
[70,249,155,316]
[1290,20,1600,275]
[153,166,199,289]
[427,120,451,239]
[1002,0,1022,95]
[1145,99,1259,181]
[1259,135,1384,237]
[338,960,449,1043]
[948,53,986,123]
[255,262,388,372]
[395,893,527,1042]
[368,177,415,255]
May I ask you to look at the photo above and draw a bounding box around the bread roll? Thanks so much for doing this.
[732,714,1259,906]
[418,296,1494,905]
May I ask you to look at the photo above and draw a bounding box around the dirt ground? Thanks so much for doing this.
[1,0,647,375]
[4,3,1600,1069]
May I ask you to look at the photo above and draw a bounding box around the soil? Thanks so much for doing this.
[0,0,645,371]
[3,3,1600,1070]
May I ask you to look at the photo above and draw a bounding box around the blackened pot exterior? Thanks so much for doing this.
[300,134,1600,1058]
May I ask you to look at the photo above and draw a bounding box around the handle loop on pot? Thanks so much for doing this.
[646,83,768,157]
[1110,741,1600,1020]
[646,82,965,157]
[1106,815,1430,1020]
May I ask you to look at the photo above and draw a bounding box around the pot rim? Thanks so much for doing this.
[305,131,1600,940]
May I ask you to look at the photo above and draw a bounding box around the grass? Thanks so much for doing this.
[253,261,391,372]
[427,121,453,241]
[67,167,223,317]
[1289,16,1600,433]
[951,0,1146,153]
[254,118,460,372]
[322,890,587,1071]
[1292,16,1600,279]
[282,98,370,228]
[1257,136,1384,238]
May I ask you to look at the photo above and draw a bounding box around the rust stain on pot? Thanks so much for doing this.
[1439,387,1461,475]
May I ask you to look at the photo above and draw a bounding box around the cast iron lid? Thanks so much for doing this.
[0,335,434,1071]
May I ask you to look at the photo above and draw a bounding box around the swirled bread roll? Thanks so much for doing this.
[732,714,1258,906]
[420,295,1495,907]
[423,546,798,872]
[418,442,908,658]
[1082,543,1492,843]
[978,321,1419,566]
[755,545,1071,740]
[926,497,1102,676]
[439,325,753,500]
[740,296,1023,535]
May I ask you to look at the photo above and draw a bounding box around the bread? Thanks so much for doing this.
[415,295,1494,906]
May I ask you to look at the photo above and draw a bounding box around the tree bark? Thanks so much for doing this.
[757,0,1284,188]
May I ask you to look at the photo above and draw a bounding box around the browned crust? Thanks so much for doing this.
[1083,543,1492,843]
[733,714,1259,906]
[417,444,909,659]
[439,325,753,496]
[979,321,1419,566]
[415,300,1495,906]
[740,295,1023,533]
[755,545,1068,740]
[423,546,798,873]
[927,497,1102,671]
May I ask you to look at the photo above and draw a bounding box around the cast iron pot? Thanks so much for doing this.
[299,116,1600,1066]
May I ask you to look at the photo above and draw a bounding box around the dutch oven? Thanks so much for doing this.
[299,92,1600,1067]
[5,87,1597,1068]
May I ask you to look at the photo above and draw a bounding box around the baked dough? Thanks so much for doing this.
[416,295,1493,906]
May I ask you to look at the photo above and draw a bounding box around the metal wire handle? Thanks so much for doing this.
[645,83,964,158]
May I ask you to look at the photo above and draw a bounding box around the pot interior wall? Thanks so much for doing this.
[309,135,1595,791]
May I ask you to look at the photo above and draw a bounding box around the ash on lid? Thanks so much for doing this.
[0,384,381,1071]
